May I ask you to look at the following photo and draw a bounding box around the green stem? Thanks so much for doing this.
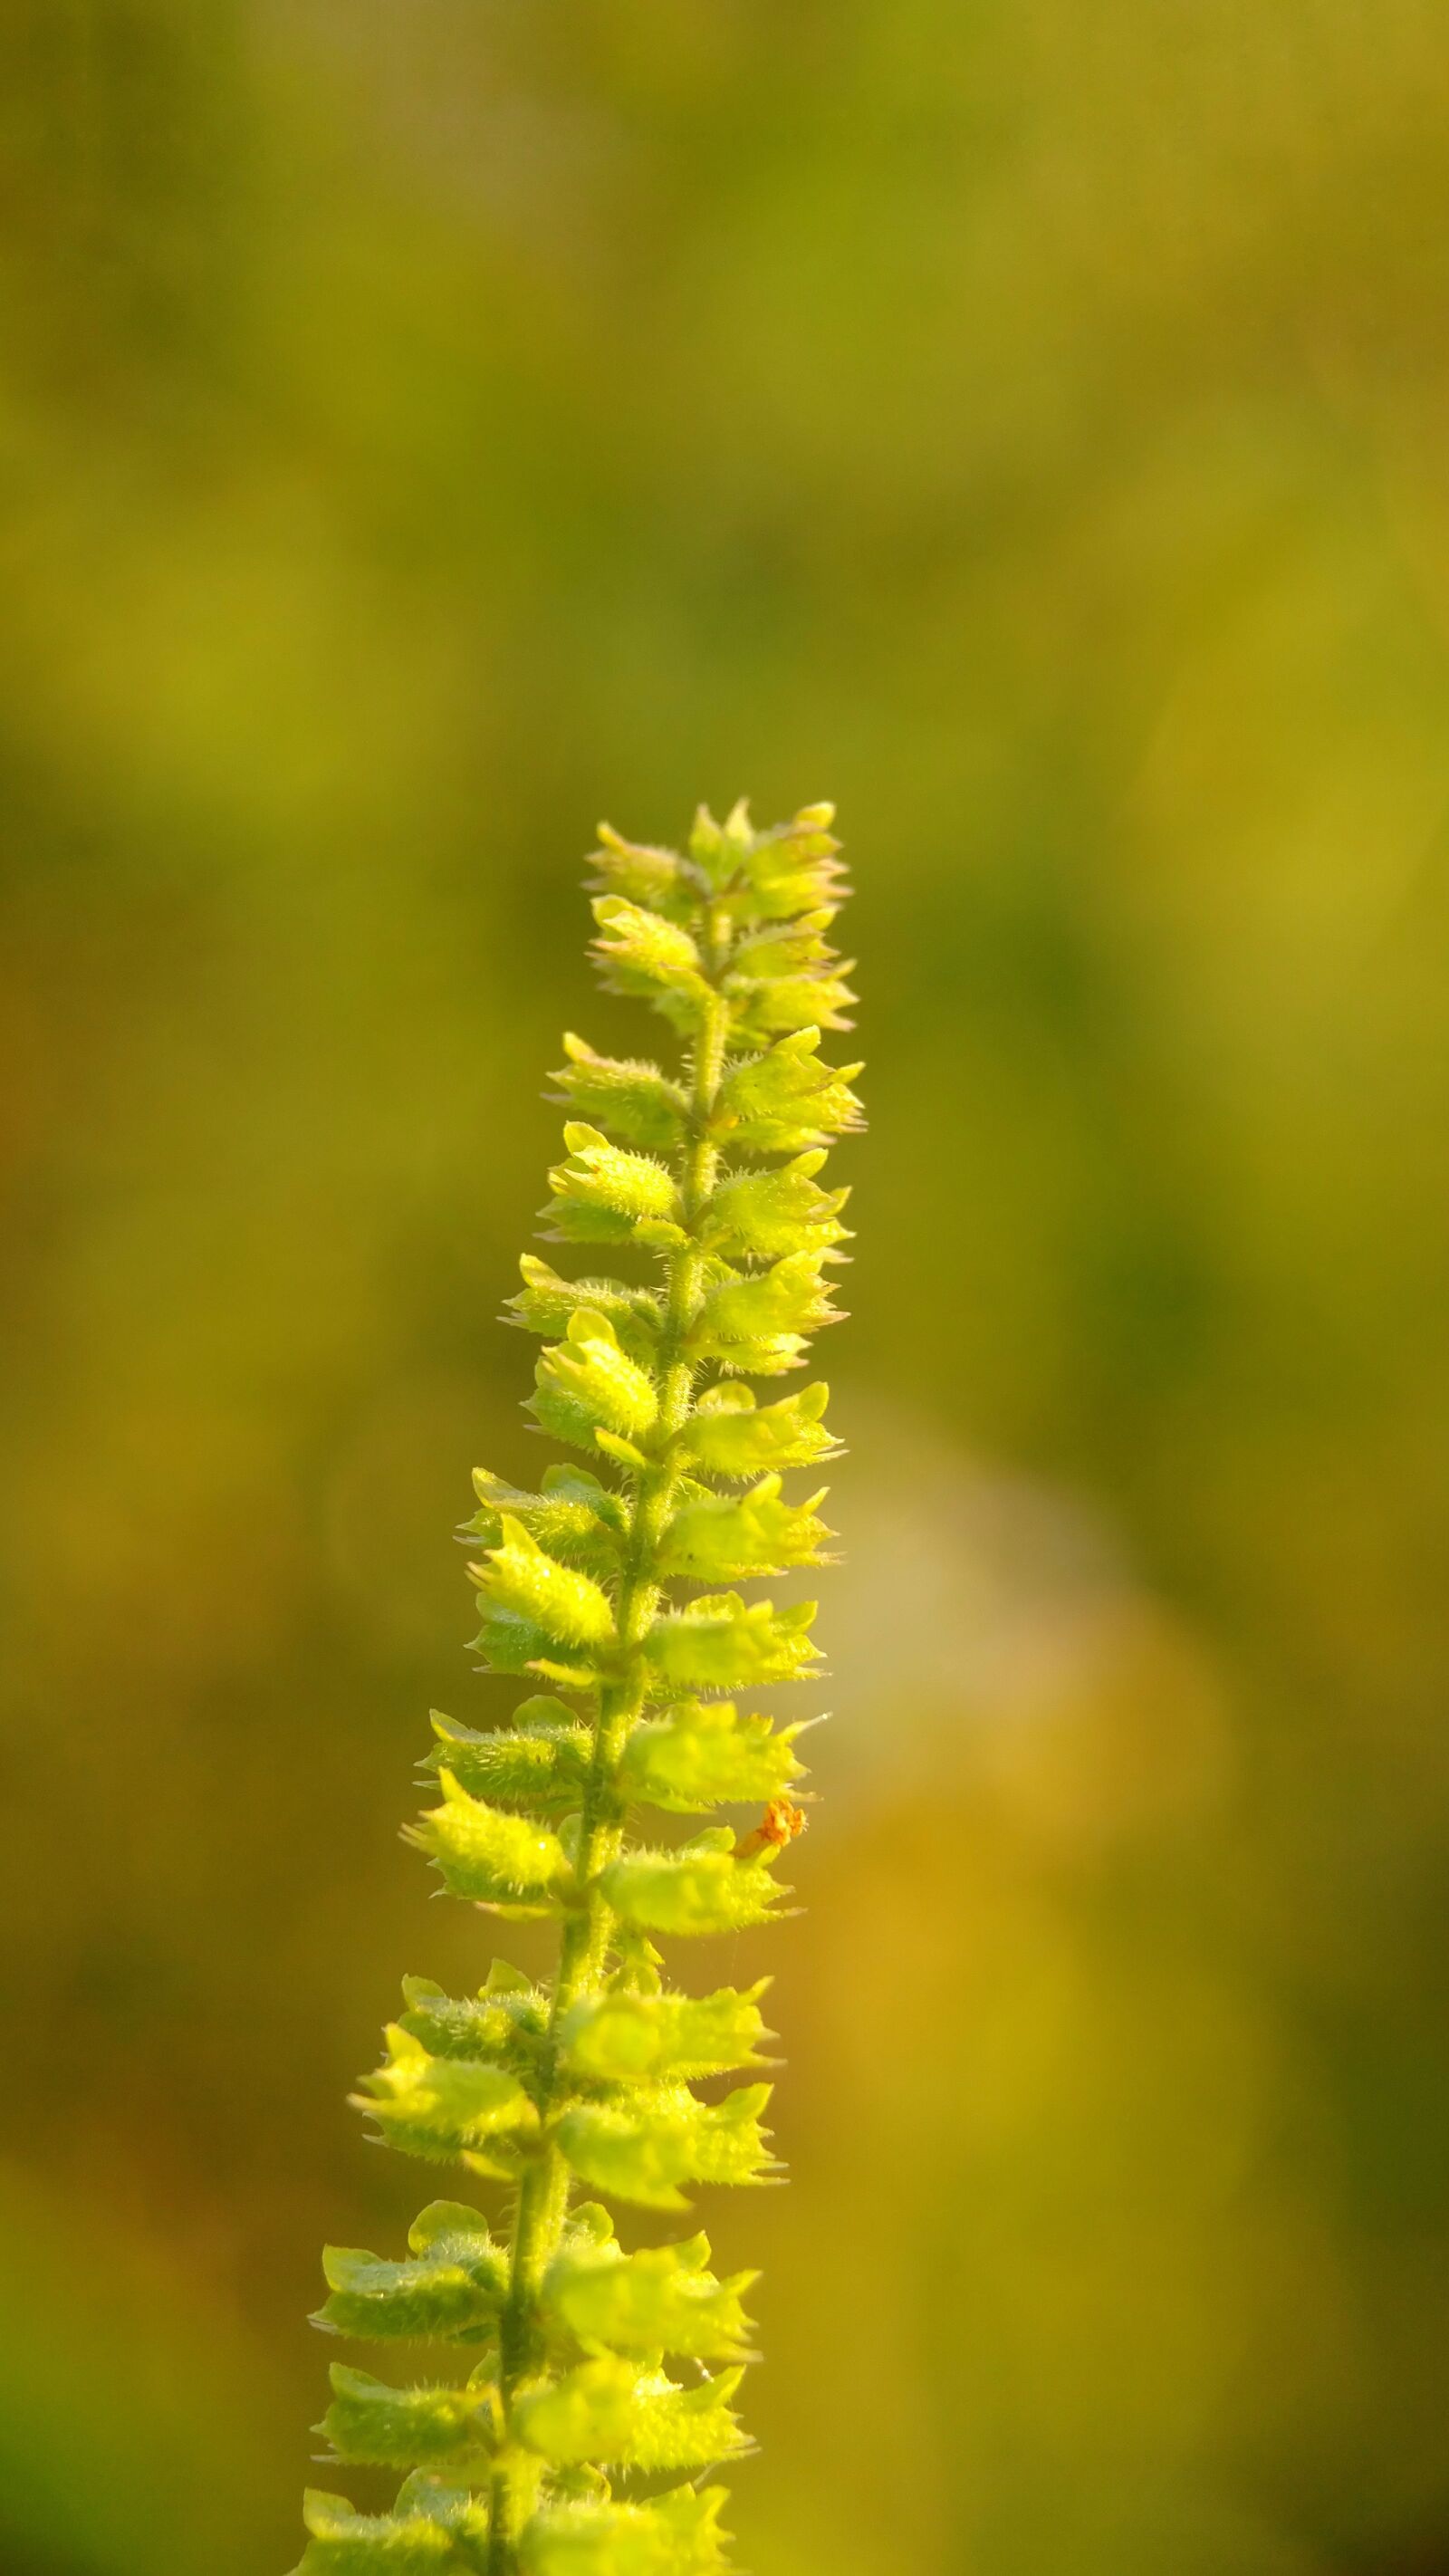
[487,916,732,2571]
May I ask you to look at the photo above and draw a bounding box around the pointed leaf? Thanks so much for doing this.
[543,2233,756,2361]
[315,2207,506,2343]
[531,1310,660,1452]
[465,1468,625,1581]
[514,2357,745,2471]
[522,2485,729,2576]
[318,2363,495,2471]
[561,1984,771,2081]
[723,915,857,1036]
[557,2083,775,2208]
[678,1380,839,1478]
[658,1476,833,1581]
[589,824,697,918]
[398,1975,548,2074]
[735,804,849,922]
[590,897,711,1028]
[689,1252,842,1370]
[600,1837,788,1938]
[619,1698,807,1813]
[644,1592,820,1691]
[424,1706,592,1814]
[702,1153,850,1260]
[543,1125,681,1245]
[552,1034,688,1150]
[715,1027,863,1154]
[351,2028,538,2162]
[293,2479,486,2573]
[469,1517,617,1652]
[405,1773,571,1909]
[508,1255,663,1362]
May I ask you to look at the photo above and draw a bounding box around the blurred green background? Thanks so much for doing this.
[5,5,1449,2571]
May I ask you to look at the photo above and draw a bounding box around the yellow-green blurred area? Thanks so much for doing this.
[5,3,1449,2571]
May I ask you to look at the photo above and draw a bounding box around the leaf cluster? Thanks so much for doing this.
[292,800,858,2575]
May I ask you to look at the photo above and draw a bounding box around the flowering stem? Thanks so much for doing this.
[291,801,859,2576]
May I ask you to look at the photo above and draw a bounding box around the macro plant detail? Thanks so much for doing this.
[291,801,859,2576]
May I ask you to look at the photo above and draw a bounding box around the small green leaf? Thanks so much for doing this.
[600,1839,787,1939]
[543,2232,756,2361]
[678,1380,839,1478]
[658,1475,833,1581]
[405,1773,571,1909]
[558,2083,775,2208]
[318,2363,496,2470]
[398,1975,547,2073]
[314,2206,506,2343]
[723,912,857,1036]
[521,2484,730,2576]
[511,2356,636,2464]
[619,1698,807,1813]
[351,2028,538,2162]
[734,803,849,923]
[689,1252,842,1370]
[508,1255,663,1362]
[531,1310,660,1453]
[514,2356,746,2470]
[590,823,698,918]
[465,1467,625,1580]
[731,967,857,1038]
[590,896,711,1028]
[543,1125,682,1245]
[561,1984,771,2081]
[424,1706,593,1814]
[468,1517,618,1653]
[552,1034,688,1150]
[702,1153,850,1260]
[293,2479,485,2572]
[715,1027,863,1152]
[645,1592,820,1691]
[686,801,743,883]
[593,1426,651,1469]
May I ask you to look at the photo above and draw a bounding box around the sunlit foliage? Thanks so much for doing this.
[292,803,859,2575]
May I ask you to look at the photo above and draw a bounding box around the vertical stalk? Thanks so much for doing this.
[487,919,732,2571]
[292,801,855,2576]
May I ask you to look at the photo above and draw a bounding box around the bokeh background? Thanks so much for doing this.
[5,5,1449,2571]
